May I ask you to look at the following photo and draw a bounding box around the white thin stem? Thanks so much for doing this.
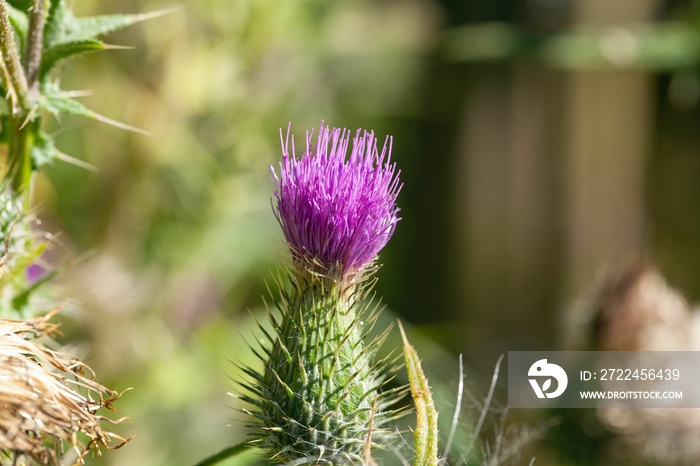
[456,354,504,466]
[443,353,464,459]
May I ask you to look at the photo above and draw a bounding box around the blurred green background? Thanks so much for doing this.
[32,0,700,464]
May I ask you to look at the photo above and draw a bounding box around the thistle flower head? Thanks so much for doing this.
[241,123,406,465]
[272,123,401,281]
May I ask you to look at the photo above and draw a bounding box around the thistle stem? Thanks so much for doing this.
[0,0,40,194]
[24,0,46,94]
[0,0,28,109]
[192,442,252,466]
[7,117,34,194]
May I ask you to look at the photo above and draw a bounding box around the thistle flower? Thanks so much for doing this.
[242,123,404,465]
[271,123,401,283]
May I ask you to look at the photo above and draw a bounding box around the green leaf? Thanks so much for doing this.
[399,321,439,466]
[32,128,99,172]
[40,1,175,80]
[61,12,160,44]
[31,129,54,168]
[192,443,257,466]
[39,84,148,134]
[44,0,176,48]
[38,86,87,116]
[39,39,106,78]
[0,115,9,143]
[10,244,56,313]
[6,1,33,11]
[0,240,45,301]
[44,0,68,47]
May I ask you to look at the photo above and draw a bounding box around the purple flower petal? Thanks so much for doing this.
[271,122,402,279]
[26,262,47,284]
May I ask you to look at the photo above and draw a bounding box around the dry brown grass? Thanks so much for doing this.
[0,311,131,465]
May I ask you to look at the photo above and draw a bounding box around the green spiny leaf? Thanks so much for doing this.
[38,84,148,134]
[191,443,256,466]
[9,242,52,311]
[38,85,84,116]
[30,128,54,168]
[39,39,106,78]
[44,0,68,47]
[44,0,175,47]
[32,128,98,172]
[61,10,169,44]
[40,1,174,82]
[6,0,32,10]
[399,321,439,466]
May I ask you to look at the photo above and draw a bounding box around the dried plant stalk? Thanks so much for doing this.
[0,312,131,465]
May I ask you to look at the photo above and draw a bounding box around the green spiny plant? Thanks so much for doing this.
[0,1,165,463]
[187,122,544,466]
[0,0,168,194]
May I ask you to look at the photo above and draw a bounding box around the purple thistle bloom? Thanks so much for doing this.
[271,122,401,280]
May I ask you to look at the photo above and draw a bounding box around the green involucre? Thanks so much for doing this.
[241,274,403,465]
